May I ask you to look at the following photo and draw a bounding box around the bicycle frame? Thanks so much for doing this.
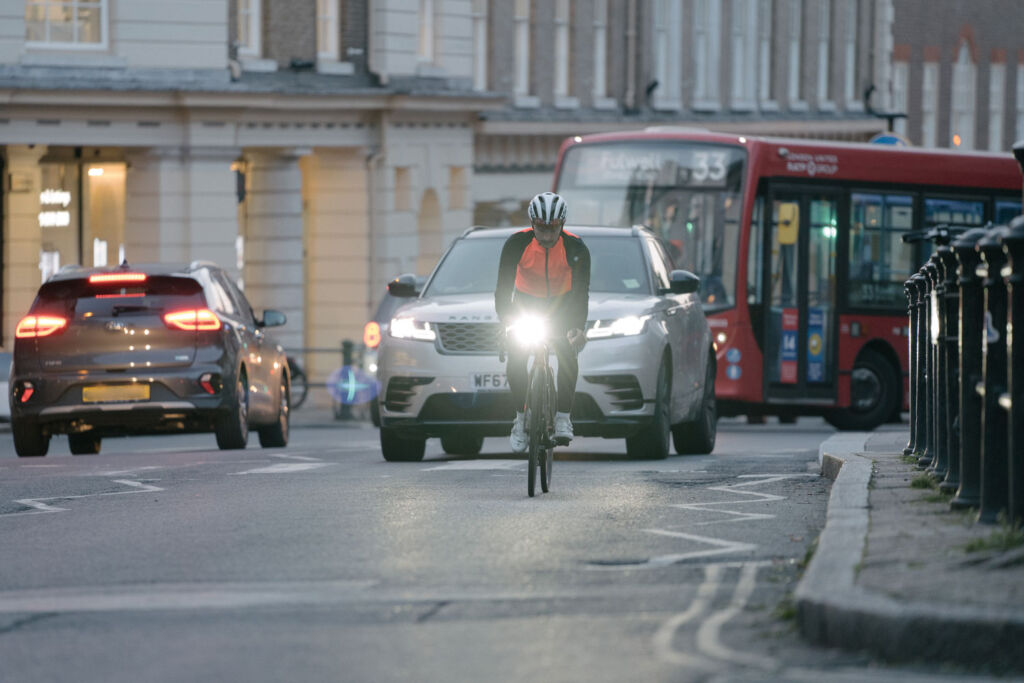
[506,315,558,497]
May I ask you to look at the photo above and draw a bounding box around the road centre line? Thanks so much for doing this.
[230,463,333,475]
[7,479,164,517]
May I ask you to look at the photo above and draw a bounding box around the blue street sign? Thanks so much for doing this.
[326,366,379,405]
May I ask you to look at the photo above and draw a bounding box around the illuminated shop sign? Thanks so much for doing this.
[39,188,72,229]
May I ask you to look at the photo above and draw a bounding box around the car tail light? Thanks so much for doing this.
[16,381,35,403]
[89,272,147,285]
[15,315,68,338]
[364,321,382,348]
[199,373,221,395]
[163,308,221,331]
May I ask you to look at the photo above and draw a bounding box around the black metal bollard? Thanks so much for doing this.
[920,262,939,469]
[951,229,989,510]
[903,276,918,457]
[938,244,962,492]
[1002,215,1024,523]
[977,225,1011,524]
[911,273,930,462]
[926,254,949,479]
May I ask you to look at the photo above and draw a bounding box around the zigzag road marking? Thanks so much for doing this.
[6,479,164,518]
[670,473,819,526]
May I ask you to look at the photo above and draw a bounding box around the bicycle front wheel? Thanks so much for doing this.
[539,367,555,493]
[526,370,545,498]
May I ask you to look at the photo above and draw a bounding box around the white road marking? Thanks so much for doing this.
[268,453,323,462]
[671,473,819,526]
[230,463,332,475]
[91,466,164,476]
[651,564,722,670]
[422,460,525,471]
[7,479,164,518]
[639,529,758,567]
[695,561,777,670]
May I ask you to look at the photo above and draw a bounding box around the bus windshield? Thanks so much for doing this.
[556,141,746,311]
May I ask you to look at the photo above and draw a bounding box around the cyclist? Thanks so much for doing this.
[495,192,591,453]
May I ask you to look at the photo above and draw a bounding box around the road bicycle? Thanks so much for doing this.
[504,315,569,497]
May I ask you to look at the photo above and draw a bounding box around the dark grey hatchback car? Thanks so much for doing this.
[10,262,291,457]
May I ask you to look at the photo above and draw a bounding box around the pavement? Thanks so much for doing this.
[796,430,1024,674]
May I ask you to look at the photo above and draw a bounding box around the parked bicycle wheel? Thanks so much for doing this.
[287,356,309,409]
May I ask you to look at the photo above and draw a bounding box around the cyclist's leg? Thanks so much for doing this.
[552,336,577,414]
[507,345,530,452]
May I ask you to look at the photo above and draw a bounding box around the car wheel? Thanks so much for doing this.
[216,371,249,450]
[626,361,671,460]
[673,354,717,455]
[258,377,290,448]
[441,434,484,456]
[12,419,49,457]
[370,399,381,428]
[824,349,899,431]
[380,427,426,462]
[68,433,102,455]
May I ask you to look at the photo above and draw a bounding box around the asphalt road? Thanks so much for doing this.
[0,418,988,682]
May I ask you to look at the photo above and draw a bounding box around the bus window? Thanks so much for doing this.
[849,193,915,309]
[924,197,985,227]
[747,197,764,306]
[996,200,1022,225]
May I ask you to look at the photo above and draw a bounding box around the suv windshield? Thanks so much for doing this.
[424,234,650,297]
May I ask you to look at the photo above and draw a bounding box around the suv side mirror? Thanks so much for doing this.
[260,309,287,327]
[666,270,700,295]
[387,273,421,298]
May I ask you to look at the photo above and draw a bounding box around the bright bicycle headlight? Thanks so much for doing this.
[389,317,436,341]
[509,314,547,348]
[586,315,651,339]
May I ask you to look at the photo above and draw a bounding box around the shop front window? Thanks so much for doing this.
[37,159,125,283]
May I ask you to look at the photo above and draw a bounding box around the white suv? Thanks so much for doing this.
[376,226,716,461]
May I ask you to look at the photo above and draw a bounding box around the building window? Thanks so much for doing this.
[472,0,488,90]
[731,0,757,110]
[419,0,435,63]
[317,0,340,61]
[593,0,608,98]
[25,0,106,47]
[237,0,261,56]
[891,61,908,138]
[514,0,530,95]
[693,0,721,109]
[922,61,939,147]
[951,42,976,150]
[554,0,570,97]
[758,0,775,104]
[842,0,859,106]
[990,62,1005,151]
[816,0,831,107]
[651,0,681,109]
[1017,63,1024,143]
[787,0,804,106]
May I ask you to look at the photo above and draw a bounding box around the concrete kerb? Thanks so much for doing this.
[795,432,1024,670]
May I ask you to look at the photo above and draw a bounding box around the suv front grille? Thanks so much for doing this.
[436,323,502,354]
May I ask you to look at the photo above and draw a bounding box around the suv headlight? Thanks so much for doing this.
[586,315,651,339]
[390,317,436,341]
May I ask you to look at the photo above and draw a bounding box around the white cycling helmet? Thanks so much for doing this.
[528,192,568,223]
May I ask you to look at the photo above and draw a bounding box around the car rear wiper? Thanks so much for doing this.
[111,305,156,316]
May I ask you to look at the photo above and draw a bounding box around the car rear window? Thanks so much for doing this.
[31,276,206,319]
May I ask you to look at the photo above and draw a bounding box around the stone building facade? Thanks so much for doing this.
[7,0,1001,394]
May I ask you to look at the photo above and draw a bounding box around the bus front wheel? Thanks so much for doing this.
[825,348,899,432]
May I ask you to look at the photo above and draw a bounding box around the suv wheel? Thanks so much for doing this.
[68,433,102,455]
[216,371,249,450]
[12,419,49,457]
[380,427,426,462]
[626,362,671,460]
[441,434,484,456]
[673,354,717,455]
[258,377,290,448]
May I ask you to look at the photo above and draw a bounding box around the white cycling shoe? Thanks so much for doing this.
[554,412,573,443]
[509,412,528,453]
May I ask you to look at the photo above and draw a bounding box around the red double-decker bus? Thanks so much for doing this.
[553,129,1022,429]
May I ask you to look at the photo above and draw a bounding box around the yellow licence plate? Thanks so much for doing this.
[82,384,150,403]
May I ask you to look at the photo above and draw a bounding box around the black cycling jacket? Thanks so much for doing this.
[494,228,591,332]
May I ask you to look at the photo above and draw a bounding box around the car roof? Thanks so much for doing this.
[45,261,221,283]
[459,225,650,240]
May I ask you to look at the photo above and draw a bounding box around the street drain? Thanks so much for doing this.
[586,558,650,567]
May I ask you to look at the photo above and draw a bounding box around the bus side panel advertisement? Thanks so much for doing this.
[807,307,826,384]
[781,308,798,384]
